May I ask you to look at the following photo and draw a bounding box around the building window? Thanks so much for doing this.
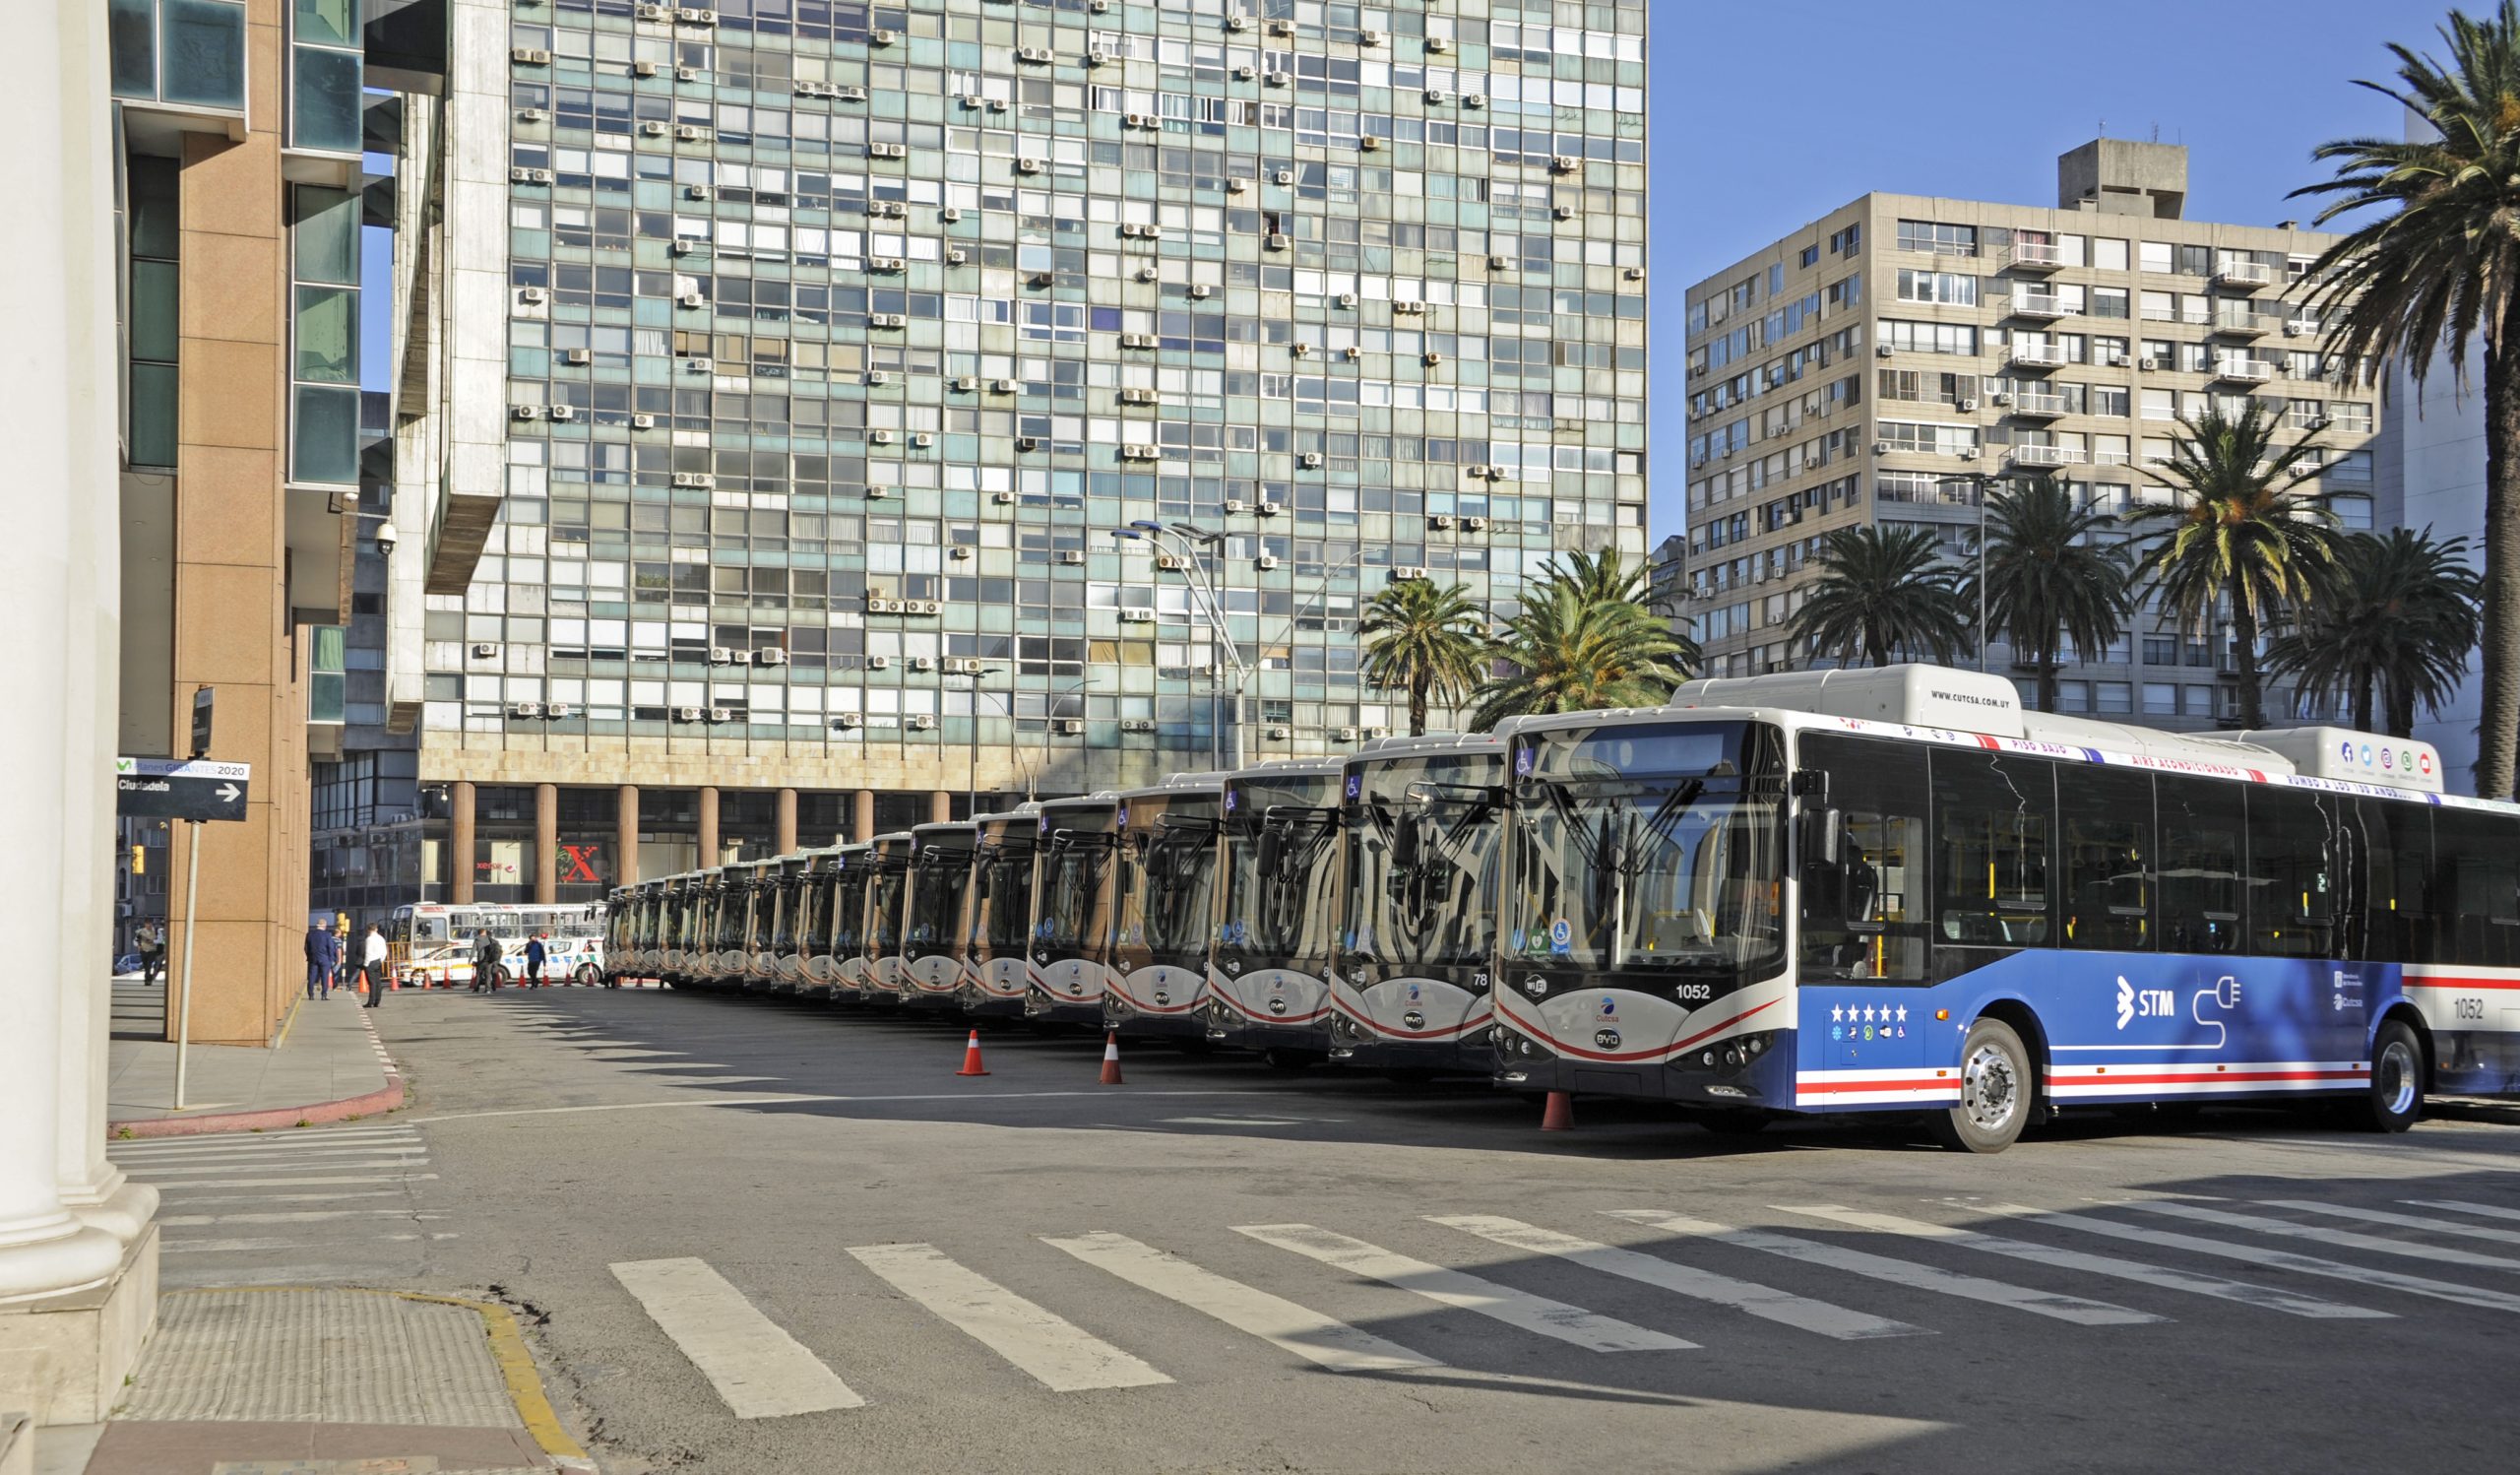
[109,0,247,112]
[288,0,364,154]
[124,156,181,470]
[309,624,345,724]
[289,184,361,486]
[1896,220,1978,257]
[2333,494,2373,531]
[2143,682,2177,715]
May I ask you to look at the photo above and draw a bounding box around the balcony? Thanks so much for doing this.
[2001,292,2069,321]
[2001,240,2065,273]
[2007,443,2088,470]
[2210,308,2281,339]
[2008,342,2069,370]
[2209,356,2274,385]
[2215,260,2278,289]
[2005,390,2068,419]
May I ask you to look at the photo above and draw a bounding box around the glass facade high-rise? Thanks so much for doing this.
[399,0,1651,903]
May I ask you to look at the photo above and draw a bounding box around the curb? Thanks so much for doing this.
[108,1010,407,1139]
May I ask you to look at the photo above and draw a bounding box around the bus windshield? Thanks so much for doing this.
[1219,773,1343,969]
[1039,832,1117,957]
[1345,755,1503,973]
[800,872,834,955]
[716,884,747,950]
[867,863,909,955]
[909,843,974,952]
[770,875,803,952]
[1137,800,1221,967]
[976,834,1040,955]
[829,867,865,958]
[1509,721,1787,977]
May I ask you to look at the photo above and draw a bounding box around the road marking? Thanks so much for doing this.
[161,1234,443,1253]
[2126,1200,2520,1273]
[109,1123,422,1144]
[158,1209,440,1227]
[132,1174,439,1190]
[1042,1230,1438,1373]
[1232,1222,1692,1353]
[2409,1199,2520,1225]
[167,1190,405,1206]
[107,1131,424,1155]
[845,1243,1170,1392]
[1980,1203,2520,1315]
[2266,1199,2520,1248]
[1775,1205,2384,1320]
[108,1145,427,1164]
[1430,1215,1922,1341]
[410,1089,1287,1125]
[609,1257,864,1418]
[1602,1210,2161,1326]
[119,1159,428,1178]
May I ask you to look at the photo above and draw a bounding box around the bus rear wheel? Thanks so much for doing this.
[2352,1019,2426,1134]
[1928,1018,2032,1154]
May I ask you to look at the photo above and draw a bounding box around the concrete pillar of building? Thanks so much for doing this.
[0,0,141,1368]
[450,781,476,903]
[930,789,952,824]
[697,785,720,866]
[852,790,874,844]
[534,783,557,904]
[775,788,798,856]
[616,785,639,887]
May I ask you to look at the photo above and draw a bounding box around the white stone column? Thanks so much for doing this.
[0,0,125,1303]
[50,0,151,1247]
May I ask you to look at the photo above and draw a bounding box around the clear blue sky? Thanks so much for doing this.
[1646,0,2456,540]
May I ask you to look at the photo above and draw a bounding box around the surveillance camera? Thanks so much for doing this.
[374,521,399,555]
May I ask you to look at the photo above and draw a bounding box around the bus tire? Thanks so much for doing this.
[1928,1017,2032,1154]
[2353,1018,2426,1134]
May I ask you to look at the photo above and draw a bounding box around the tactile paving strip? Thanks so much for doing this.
[121,1291,521,1428]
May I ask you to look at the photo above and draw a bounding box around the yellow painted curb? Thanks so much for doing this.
[170,1286,590,1463]
[271,994,303,1049]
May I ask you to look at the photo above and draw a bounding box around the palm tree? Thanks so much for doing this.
[2292,1,2520,793]
[1469,557,1695,729]
[1358,578,1489,737]
[2123,404,2341,731]
[2267,528,2484,736]
[1785,526,1971,669]
[1960,483,2137,713]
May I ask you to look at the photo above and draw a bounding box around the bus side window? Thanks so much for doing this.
[2059,768,2154,953]
[2156,778,2244,955]
[1796,734,1928,983]
[2358,801,2435,965]
[1930,749,2053,950]
[2436,809,2520,968]
[2246,789,2339,960]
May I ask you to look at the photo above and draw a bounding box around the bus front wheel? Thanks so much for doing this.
[1928,1018,2032,1154]
[2353,1019,2426,1134]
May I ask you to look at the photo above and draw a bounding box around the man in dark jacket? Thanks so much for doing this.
[524,933,548,988]
[304,923,339,1000]
[470,930,504,993]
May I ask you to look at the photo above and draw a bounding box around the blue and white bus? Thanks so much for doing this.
[1490,664,2519,1152]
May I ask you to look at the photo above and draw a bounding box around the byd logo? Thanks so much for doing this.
[2114,975,2174,1030]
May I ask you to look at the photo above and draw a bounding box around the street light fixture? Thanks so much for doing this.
[959,666,1004,816]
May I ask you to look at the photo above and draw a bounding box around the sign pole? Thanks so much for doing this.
[173,817,202,1110]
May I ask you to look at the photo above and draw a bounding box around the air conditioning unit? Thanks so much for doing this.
[1267,726,1292,740]
[1390,566,1427,582]
[1550,155,1580,173]
[1875,344,1897,358]
[1274,169,1296,186]
[840,86,871,102]
[1154,553,1190,571]
[1466,464,1490,480]
[709,645,736,664]
[1957,397,1978,411]
[642,120,668,137]
[675,125,708,141]
[686,183,713,200]
[1464,516,1488,532]
[1119,609,1156,623]
[1425,34,1452,52]
[945,658,984,674]
[870,429,897,445]
[1423,351,1444,366]
[677,8,717,25]
[1265,70,1292,87]
[1059,549,1087,565]
[755,648,788,666]
[1488,254,1511,270]
[1359,136,1383,152]
[1394,300,1425,315]
[1120,333,1158,350]
[945,242,967,262]
[562,348,592,366]
[911,714,938,732]
[1028,272,1055,289]
[547,404,577,422]
[1464,93,1486,108]
[1337,727,1360,742]
[1291,342,1314,358]
[795,80,835,98]
[949,545,974,561]
[869,201,906,219]
[863,370,892,388]
[868,142,907,160]
[867,654,892,670]
[708,707,733,724]
[1122,718,1156,733]
[636,3,668,19]
[831,713,860,730]
[512,47,551,65]
[1085,48,1110,67]
[912,433,935,449]
[1017,46,1054,64]
[1872,440,1892,455]
[1552,205,1577,222]
[472,642,500,658]
[674,706,703,723]
[1235,64,1258,81]
[866,486,893,499]
[1255,499,1282,517]
[1960,448,1981,461]
[677,291,707,309]
[1267,18,1293,35]
[1428,514,1456,530]
[1119,443,1161,462]
[868,256,907,273]
[510,167,554,185]
[518,107,548,123]
[1225,499,1249,514]
[669,238,698,256]
[1625,266,1646,282]
[547,702,576,719]
[870,27,900,44]
[941,206,965,223]
[518,286,547,306]
[1484,466,1510,481]
[1057,719,1086,736]
[911,656,937,672]
[1425,88,1453,105]
[1134,267,1159,284]
[992,378,1019,394]
[1343,346,1361,360]
[1265,233,1292,251]
[1119,388,1158,406]
[1017,158,1043,174]
[1990,392,2013,406]
[950,375,976,393]
[1255,553,1280,570]
[1359,28,1385,45]
[513,405,541,421]
[993,489,1018,503]
[1299,452,1324,469]
[670,472,714,488]
[871,313,907,329]
[1015,436,1042,452]
[1123,112,1150,129]
[684,356,714,373]
[632,414,657,429]
[2137,356,2159,371]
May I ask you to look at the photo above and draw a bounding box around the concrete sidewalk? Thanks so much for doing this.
[35,1289,592,1475]
[106,985,402,1137]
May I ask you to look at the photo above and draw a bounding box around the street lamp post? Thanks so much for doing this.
[962,667,1004,817]
[1937,472,2008,673]
[1040,674,1095,799]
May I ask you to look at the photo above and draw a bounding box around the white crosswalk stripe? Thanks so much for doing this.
[2407,1198,2520,1226]
[1979,1202,2520,1315]
[1429,1214,1924,1341]
[611,1256,864,1418]
[1234,1223,1694,1353]
[847,1243,1171,1392]
[1043,1230,1439,1373]
[2126,1200,2520,1274]
[1773,1205,2386,1319]
[109,1126,440,1289]
[2267,1199,2520,1248]
[1602,1210,2162,1326]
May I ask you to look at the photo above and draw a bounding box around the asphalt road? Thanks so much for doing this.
[260,986,2520,1473]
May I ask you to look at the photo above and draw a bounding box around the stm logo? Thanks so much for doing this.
[2114,975,2174,1030]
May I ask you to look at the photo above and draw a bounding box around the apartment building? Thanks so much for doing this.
[386,1,1652,904]
[1682,141,2383,730]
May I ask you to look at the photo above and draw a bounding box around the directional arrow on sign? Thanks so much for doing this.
[216,783,240,803]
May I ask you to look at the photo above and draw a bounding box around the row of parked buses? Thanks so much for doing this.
[601,663,2520,1153]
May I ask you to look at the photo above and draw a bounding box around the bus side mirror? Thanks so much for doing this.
[1797,805,1843,869]
[1790,768,1830,803]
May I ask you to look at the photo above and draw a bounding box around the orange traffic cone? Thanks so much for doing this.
[1099,1032,1124,1086]
[956,1029,990,1077]
[1541,1090,1574,1131]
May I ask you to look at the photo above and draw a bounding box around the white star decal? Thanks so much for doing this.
[1895,1005,1909,1023]
[1831,1004,1844,1022]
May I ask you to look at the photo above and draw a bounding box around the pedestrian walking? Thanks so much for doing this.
[469,929,504,993]
[303,922,339,1001]
[525,932,547,989]
[359,924,391,1009]
[137,921,165,985]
